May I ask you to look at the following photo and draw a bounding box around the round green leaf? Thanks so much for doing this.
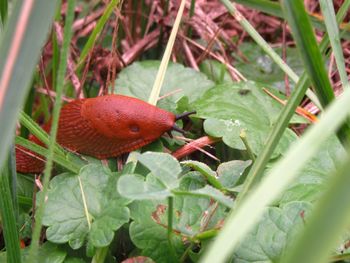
[114,61,214,107]
[42,164,130,249]
[195,82,298,157]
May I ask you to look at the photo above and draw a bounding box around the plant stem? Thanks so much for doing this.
[239,129,255,162]
[92,247,109,263]
[168,196,177,261]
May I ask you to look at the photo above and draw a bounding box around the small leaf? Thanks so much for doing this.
[118,173,172,200]
[42,164,130,249]
[188,185,234,208]
[138,152,181,189]
[217,160,252,189]
[181,160,223,190]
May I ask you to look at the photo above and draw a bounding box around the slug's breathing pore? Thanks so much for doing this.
[16,95,194,174]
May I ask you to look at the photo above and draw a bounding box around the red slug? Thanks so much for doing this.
[16,94,193,173]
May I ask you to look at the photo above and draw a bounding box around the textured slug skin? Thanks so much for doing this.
[16,95,176,173]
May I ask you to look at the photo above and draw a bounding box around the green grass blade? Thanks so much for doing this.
[320,0,349,87]
[282,146,350,263]
[0,0,7,24]
[281,0,350,142]
[220,0,321,108]
[0,155,21,263]
[15,136,80,174]
[201,82,350,262]
[281,0,334,106]
[27,1,75,261]
[235,0,350,203]
[0,0,58,174]
[233,0,350,40]
[7,145,19,224]
[77,0,119,70]
[233,0,280,16]
[19,111,65,155]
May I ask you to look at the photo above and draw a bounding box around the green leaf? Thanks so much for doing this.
[217,160,252,189]
[175,173,228,236]
[32,242,67,263]
[118,173,172,200]
[181,160,223,190]
[138,152,181,189]
[199,59,233,84]
[234,43,304,92]
[278,136,345,204]
[232,202,312,262]
[195,82,298,157]
[129,200,185,262]
[186,185,234,208]
[201,82,350,263]
[114,61,214,109]
[0,242,68,263]
[128,174,229,261]
[41,164,130,249]
[282,143,350,263]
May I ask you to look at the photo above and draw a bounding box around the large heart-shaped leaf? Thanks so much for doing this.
[194,81,298,157]
[129,174,229,261]
[115,61,214,110]
[42,164,130,249]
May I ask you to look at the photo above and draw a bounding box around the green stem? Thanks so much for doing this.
[168,196,177,261]
[92,247,109,263]
[239,129,255,162]
[187,0,196,37]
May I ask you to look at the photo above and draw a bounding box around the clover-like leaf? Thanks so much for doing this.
[195,82,298,157]
[42,164,130,249]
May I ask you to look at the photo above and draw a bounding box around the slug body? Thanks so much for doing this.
[16,95,176,173]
